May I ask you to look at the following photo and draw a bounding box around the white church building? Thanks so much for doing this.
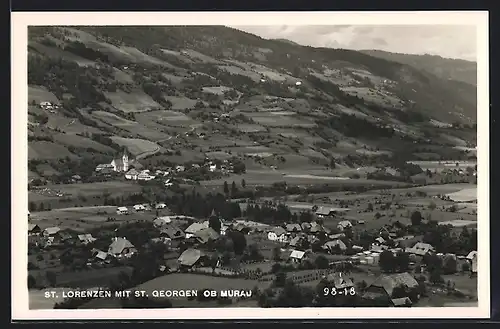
[111,151,129,172]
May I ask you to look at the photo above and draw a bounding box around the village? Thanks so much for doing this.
[27,179,478,308]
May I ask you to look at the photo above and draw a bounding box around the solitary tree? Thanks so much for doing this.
[241,179,246,188]
[314,255,330,269]
[223,181,229,195]
[411,210,422,226]
[231,181,238,196]
[379,250,396,273]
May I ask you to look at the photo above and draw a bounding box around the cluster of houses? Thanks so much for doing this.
[92,148,234,184]
[38,101,60,113]
[28,224,96,248]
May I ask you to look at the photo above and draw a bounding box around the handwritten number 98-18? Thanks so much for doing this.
[323,287,356,296]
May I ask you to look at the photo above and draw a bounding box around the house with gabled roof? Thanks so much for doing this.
[42,226,61,237]
[289,236,303,248]
[153,216,172,228]
[28,224,41,236]
[194,227,220,244]
[466,250,478,273]
[125,168,139,180]
[108,237,136,258]
[77,234,96,245]
[185,221,210,239]
[267,227,288,243]
[327,273,354,290]
[288,249,308,263]
[160,225,185,240]
[322,239,347,253]
[405,242,435,257]
[337,220,353,231]
[363,272,419,305]
[285,223,302,233]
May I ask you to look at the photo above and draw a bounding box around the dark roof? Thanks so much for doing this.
[160,225,185,239]
[327,273,354,289]
[367,272,419,297]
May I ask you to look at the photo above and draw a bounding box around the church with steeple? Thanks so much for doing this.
[110,149,129,172]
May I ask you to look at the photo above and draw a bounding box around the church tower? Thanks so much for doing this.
[122,150,129,172]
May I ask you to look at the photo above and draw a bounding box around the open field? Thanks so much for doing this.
[29,206,155,231]
[46,114,105,135]
[201,170,411,188]
[217,64,261,81]
[181,49,224,64]
[104,90,161,113]
[161,73,188,84]
[140,109,191,122]
[90,111,137,126]
[52,133,115,154]
[29,181,142,203]
[28,85,60,103]
[205,151,233,160]
[245,113,317,128]
[121,46,177,68]
[28,141,77,160]
[29,42,96,67]
[202,86,232,95]
[163,96,198,110]
[408,160,477,171]
[110,136,160,157]
[113,68,134,83]
[446,187,477,202]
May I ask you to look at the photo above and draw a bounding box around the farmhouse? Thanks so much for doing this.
[316,206,350,218]
[138,170,155,181]
[154,216,173,227]
[337,220,353,231]
[289,236,303,248]
[327,273,354,290]
[466,251,478,273]
[108,237,136,258]
[111,150,130,172]
[194,227,220,244]
[155,203,167,209]
[116,206,129,215]
[267,227,288,242]
[391,297,412,307]
[92,249,109,262]
[363,272,419,305]
[288,249,308,263]
[28,224,41,236]
[125,169,139,180]
[95,163,114,172]
[42,226,61,237]
[185,221,210,239]
[300,222,312,231]
[160,225,185,240]
[78,234,96,245]
[322,239,347,253]
[394,235,421,249]
[310,223,329,234]
[285,223,302,233]
[405,242,435,257]
[133,204,146,212]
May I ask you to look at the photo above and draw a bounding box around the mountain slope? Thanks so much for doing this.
[27,26,477,180]
[360,49,477,86]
